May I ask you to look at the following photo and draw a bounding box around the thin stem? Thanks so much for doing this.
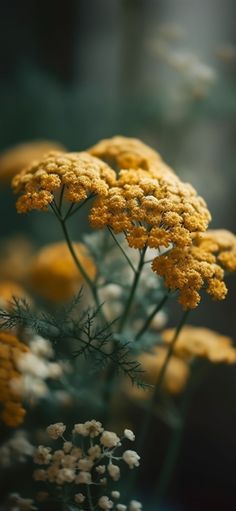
[58,184,65,212]
[136,310,189,467]
[118,247,147,332]
[107,226,137,274]
[135,293,169,341]
[65,194,95,220]
[86,484,95,511]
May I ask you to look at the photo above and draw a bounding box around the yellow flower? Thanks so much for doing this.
[29,241,96,302]
[195,229,236,272]
[12,151,116,213]
[0,236,34,283]
[152,242,227,309]
[163,326,236,363]
[89,137,211,250]
[0,281,31,310]
[0,331,28,427]
[89,135,161,171]
[0,140,65,184]
[127,346,189,396]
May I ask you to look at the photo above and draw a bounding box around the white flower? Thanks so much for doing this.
[56,468,75,484]
[129,500,142,510]
[96,465,106,474]
[0,431,34,467]
[100,431,120,448]
[73,420,103,437]
[74,493,85,504]
[122,450,140,469]
[76,471,92,484]
[88,444,101,460]
[30,336,54,358]
[78,458,94,472]
[63,441,72,453]
[16,352,50,379]
[98,496,113,509]
[46,422,66,439]
[34,446,52,465]
[47,362,63,379]
[116,505,127,511]
[124,429,135,441]
[111,491,120,499]
[107,463,120,481]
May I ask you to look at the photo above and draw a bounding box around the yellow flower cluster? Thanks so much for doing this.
[12,151,116,213]
[0,332,28,427]
[29,242,96,302]
[89,137,211,250]
[163,326,236,363]
[127,346,189,396]
[151,227,236,308]
[0,140,65,184]
[195,229,236,272]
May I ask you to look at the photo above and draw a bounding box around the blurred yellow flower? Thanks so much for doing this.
[0,140,65,184]
[163,326,236,363]
[12,151,116,213]
[0,236,34,283]
[0,280,31,310]
[0,331,28,427]
[128,346,189,396]
[29,241,96,302]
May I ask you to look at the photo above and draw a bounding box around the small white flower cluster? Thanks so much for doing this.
[0,430,34,467]
[11,336,65,402]
[3,493,37,511]
[33,420,142,510]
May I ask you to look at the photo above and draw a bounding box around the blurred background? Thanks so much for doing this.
[0,0,236,509]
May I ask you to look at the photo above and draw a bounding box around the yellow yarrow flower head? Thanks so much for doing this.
[127,346,189,396]
[162,326,236,364]
[29,241,96,302]
[12,151,116,213]
[0,140,65,184]
[89,137,211,250]
[89,135,161,171]
[152,241,228,309]
[0,331,28,427]
[195,229,236,272]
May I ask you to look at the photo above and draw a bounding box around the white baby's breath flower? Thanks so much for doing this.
[78,457,94,472]
[88,444,102,460]
[129,500,142,510]
[46,423,66,439]
[116,505,127,511]
[96,464,106,474]
[56,468,75,484]
[76,471,92,484]
[63,441,72,453]
[30,336,54,358]
[74,493,85,504]
[111,491,120,499]
[107,463,120,481]
[98,496,113,509]
[124,429,135,441]
[100,431,120,448]
[123,450,140,469]
[34,446,52,465]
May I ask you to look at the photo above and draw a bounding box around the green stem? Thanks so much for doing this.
[135,293,169,341]
[131,310,190,488]
[118,247,147,333]
[107,226,137,274]
[86,484,95,511]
